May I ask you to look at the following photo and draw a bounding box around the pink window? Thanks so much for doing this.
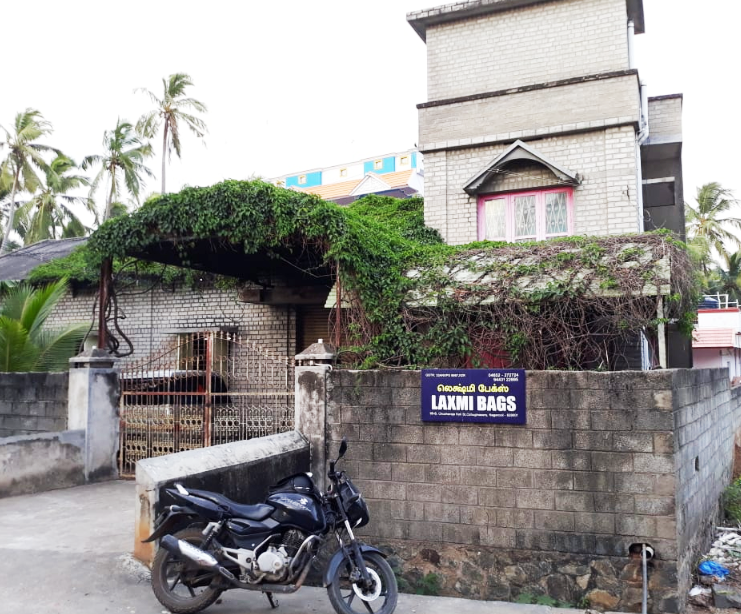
[477,188,574,242]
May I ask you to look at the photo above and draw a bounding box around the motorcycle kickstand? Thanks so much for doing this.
[265,592,279,609]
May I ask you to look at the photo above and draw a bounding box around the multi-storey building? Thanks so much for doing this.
[270,149,424,204]
[407,0,689,368]
[407,0,684,246]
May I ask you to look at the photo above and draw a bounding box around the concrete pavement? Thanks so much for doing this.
[0,481,591,614]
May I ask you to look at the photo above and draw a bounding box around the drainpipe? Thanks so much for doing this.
[635,80,649,232]
[635,78,650,368]
[627,20,636,69]
[630,543,655,614]
[641,544,655,614]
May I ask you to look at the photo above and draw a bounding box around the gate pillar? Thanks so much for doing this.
[68,349,120,482]
[295,339,336,491]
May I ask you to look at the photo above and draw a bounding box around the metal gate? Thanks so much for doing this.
[119,331,294,477]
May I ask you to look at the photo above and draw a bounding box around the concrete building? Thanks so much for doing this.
[407,0,684,246]
[407,0,689,369]
[270,149,424,204]
[693,296,741,381]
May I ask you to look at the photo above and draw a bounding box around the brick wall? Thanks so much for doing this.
[424,127,640,245]
[322,368,741,612]
[0,373,68,437]
[647,97,683,142]
[673,371,741,602]
[424,0,630,100]
[418,74,640,149]
[48,283,296,364]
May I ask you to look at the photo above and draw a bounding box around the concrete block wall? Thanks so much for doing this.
[424,0,630,100]
[418,74,640,148]
[424,127,640,245]
[0,430,85,498]
[647,97,683,143]
[673,371,741,602]
[48,284,296,364]
[135,431,310,564]
[321,368,741,612]
[0,373,68,437]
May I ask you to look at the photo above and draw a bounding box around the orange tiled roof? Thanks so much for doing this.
[294,178,362,200]
[374,169,415,188]
[692,328,737,348]
[294,169,417,200]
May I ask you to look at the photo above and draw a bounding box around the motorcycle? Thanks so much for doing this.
[144,438,398,614]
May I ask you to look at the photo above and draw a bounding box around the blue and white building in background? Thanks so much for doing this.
[270,149,424,204]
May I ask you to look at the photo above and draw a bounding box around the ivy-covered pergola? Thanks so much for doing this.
[84,179,697,370]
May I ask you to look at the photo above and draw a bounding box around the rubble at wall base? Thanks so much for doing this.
[377,540,679,612]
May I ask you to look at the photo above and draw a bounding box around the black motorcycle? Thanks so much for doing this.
[145,439,398,614]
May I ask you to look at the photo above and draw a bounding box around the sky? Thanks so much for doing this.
[1,0,739,220]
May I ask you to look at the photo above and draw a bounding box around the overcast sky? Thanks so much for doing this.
[2,0,739,217]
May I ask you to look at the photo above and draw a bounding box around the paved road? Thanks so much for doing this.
[0,481,589,614]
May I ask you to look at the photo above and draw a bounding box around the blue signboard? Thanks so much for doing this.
[421,369,526,424]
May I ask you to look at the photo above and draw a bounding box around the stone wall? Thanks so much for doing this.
[48,283,296,365]
[320,368,741,613]
[0,372,68,437]
[422,0,630,100]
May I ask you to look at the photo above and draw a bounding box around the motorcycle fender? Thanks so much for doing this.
[142,507,198,543]
[323,545,387,588]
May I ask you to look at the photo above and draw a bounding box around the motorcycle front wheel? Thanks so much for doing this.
[327,551,398,614]
[150,527,223,614]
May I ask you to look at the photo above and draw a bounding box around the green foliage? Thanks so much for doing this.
[28,244,215,289]
[0,108,58,254]
[415,572,442,596]
[0,279,87,371]
[723,476,741,525]
[80,180,697,369]
[82,119,154,221]
[15,153,96,244]
[136,72,208,193]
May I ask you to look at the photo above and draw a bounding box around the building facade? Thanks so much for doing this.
[407,0,684,246]
[270,149,424,204]
[693,297,741,381]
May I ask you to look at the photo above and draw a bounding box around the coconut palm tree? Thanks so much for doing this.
[686,182,741,274]
[710,252,741,305]
[0,109,57,255]
[136,73,208,194]
[15,154,96,244]
[0,279,87,371]
[82,119,154,222]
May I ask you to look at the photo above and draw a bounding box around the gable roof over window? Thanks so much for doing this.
[463,140,580,196]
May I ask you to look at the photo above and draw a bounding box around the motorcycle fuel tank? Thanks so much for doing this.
[267,492,325,533]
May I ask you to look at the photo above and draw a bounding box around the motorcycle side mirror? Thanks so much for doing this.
[338,437,348,460]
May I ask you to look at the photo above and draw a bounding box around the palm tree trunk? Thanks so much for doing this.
[0,169,20,255]
[161,123,168,194]
[104,168,116,222]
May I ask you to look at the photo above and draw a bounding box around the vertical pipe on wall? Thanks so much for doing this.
[657,299,667,368]
[627,20,636,69]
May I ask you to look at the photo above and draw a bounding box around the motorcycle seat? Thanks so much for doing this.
[187,488,275,521]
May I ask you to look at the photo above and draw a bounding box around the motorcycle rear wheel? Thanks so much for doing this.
[151,527,223,614]
[327,551,398,614]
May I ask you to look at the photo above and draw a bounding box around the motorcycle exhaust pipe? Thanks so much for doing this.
[160,535,236,583]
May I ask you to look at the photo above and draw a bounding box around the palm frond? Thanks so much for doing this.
[0,316,38,372]
[33,324,88,370]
